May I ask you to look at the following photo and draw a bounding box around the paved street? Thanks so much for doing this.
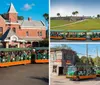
[0,64,49,85]
[50,75,100,85]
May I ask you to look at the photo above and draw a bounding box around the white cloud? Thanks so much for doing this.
[21,3,35,11]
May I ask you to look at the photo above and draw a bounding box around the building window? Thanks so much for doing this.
[0,27,3,37]
[38,31,42,36]
[26,31,29,36]
[0,27,3,32]
[40,31,42,36]
[12,28,16,33]
[38,32,39,36]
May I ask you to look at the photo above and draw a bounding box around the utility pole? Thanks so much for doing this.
[96,47,99,66]
[86,44,89,64]
[97,47,98,57]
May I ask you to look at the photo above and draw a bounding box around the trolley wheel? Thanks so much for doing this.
[24,63,27,65]
[75,76,80,81]
[70,78,75,81]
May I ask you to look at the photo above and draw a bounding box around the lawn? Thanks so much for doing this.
[51,19,100,31]
[50,20,75,27]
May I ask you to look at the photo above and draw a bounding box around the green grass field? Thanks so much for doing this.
[51,19,100,31]
[50,20,75,27]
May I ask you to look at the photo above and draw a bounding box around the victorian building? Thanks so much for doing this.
[0,3,46,48]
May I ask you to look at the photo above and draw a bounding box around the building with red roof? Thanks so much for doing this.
[0,3,46,48]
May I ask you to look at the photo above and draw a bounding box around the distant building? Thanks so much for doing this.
[0,3,46,48]
[50,48,78,75]
[51,16,92,21]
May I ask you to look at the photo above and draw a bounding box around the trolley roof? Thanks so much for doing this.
[90,30,100,32]
[67,30,87,32]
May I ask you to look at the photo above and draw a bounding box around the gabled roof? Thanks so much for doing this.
[0,15,5,21]
[8,3,17,13]
[18,20,45,28]
[0,28,19,41]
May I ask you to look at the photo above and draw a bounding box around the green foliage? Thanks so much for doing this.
[43,13,49,23]
[18,16,24,20]
[75,55,80,63]
[97,14,100,18]
[79,56,94,66]
[72,12,75,15]
[93,57,100,66]
[39,39,49,47]
[72,11,79,16]
[57,13,61,17]
[88,57,94,66]
[80,56,89,65]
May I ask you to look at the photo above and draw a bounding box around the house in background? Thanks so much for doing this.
[0,3,46,48]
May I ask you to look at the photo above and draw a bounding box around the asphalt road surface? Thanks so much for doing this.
[50,74,100,85]
[0,64,49,85]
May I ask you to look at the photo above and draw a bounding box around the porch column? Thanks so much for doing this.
[18,43,20,48]
[23,42,25,48]
[6,42,9,48]
[31,41,33,47]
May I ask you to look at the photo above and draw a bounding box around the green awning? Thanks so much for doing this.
[34,47,48,50]
[67,30,87,32]
[0,48,31,51]
[90,30,100,32]
[50,30,64,32]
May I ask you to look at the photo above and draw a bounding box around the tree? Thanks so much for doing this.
[18,16,24,20]
[80,56,89,64]
[75,11,79,16]
[93,56,100,66]
[57,13,61,17]
[80,56,94,65]
[72,11,75,16]
[88,57,94,66]
[43,13,49,38]
[97,14,100,19]
[72,11,79,16]
[39,39,49,47]
[43,13,49,23]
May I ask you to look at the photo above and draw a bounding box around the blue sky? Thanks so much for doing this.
[51,0,100,17]
[0,0,49,22]
[50,44,100,58]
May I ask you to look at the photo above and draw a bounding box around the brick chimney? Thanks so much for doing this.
[28,17,32,21]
